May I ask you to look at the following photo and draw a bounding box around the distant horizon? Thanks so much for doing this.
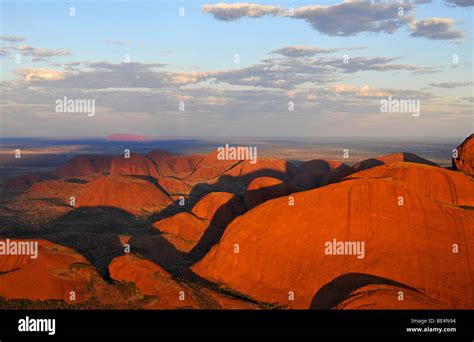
[1,1,472,137]
[0,134,469,140]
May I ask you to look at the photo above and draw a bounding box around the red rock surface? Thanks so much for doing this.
[147,150,173,164]
[352,152,439,172]
[56,155,113,178]
[225,158,296,182]
[192,177,474,309]
[158,177,192,195]
[291,159,352,190]
[0,239,108,302]
[156,155,204,178]
[453,134,474,176]
[25,179,84,202]
[76,175,172,215]
[347,162,474,206]
[5,173,52,190]
[186,150,241,181]
[109,254,197,308]
[152,212,208,252]
[244,177,297,210]
[110,153,160,178]
[335,284,447,309]
[192,192,244,227]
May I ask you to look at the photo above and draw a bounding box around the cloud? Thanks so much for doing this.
[410,18,463,40]
[203,2,415,36]
[168,71,217,84]
[291,2,414,36]
[459,97,474,103]
[0,36,27,43]
[16,68,65,81]
[104,39,128,45]
[429,81,472,88]
[326,84,389,97]
[445,0,474,7]
[0,45,70,61]
[271,46,344,57]
[202,3,283,21]
[325,56,440,74]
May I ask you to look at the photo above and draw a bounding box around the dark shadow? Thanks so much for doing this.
[309,272,421,309]
[290,159,353,190]
[352,152,439,173]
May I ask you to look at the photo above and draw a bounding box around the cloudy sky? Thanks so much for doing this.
[0,0,472,138]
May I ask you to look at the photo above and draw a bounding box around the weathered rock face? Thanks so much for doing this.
[347,162,474,207]
[352,152,439,172]
[191,192,245,227]
[0,239,108,302]
[5,173,53,190]
[186,150,241,182]
[158,177,192,196]
[25,179,84,201]
[156,155,204,179]
[152,212,208,253]
[225,159,296,183]
[108,254,197,309]
[334,284,447,309]
[243,177,297,210]
[110,153,160,178]
[192,177,474,309]
[5,179,85,223]
[147,150,173,165]
[290,159,352,190]
[453,134,474,176]
[76,175,172,215]
[56,155,113,178]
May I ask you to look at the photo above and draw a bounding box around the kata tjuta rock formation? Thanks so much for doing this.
[156,155,204,179]
[56,155,114,178]
[185,150,240,182]
[224,158,296,183]
[243,176,297,209]
[351,152,439,172]
[6,179,85,223]
[0,239,113,303]
[152,212,208,253]
[453,133,474,176]
[76,175,172,215]
[108,254,197,309]
[192,164,474,309]
[5,172,53,190]
[110,153,160,179]
[157,177,193,196]
[191,191,245,227]
[290,159,352,190]
[333,284,446,309]
[347,162,474,207]
[152,191,244,252]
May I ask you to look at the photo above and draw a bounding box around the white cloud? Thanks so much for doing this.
[410,18,463,40]
[202,3,284,21]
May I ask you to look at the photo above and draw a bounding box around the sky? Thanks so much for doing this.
[0,0,472,138]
